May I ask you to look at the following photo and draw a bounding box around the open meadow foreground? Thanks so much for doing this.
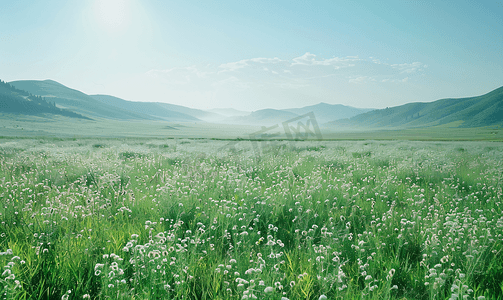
[2,1,502,299]
[0,138,502,300]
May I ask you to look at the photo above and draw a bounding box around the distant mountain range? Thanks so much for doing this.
[217,104,374,126]
[326,86,503,128]
[283,103,374,124]
[4,79,502,129]
[6,79,374,124]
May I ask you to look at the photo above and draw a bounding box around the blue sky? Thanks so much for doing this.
[1,0,502,111]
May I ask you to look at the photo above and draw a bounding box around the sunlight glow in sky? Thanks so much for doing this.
[94,0,130,33]
[1,0,502,111]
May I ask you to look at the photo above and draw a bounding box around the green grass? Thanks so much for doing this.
[0,114,261,139]
[0,138,502,299]
[1,113,502,141]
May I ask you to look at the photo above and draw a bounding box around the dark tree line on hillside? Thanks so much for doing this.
[0,79,31,96]
[0,80,90,119]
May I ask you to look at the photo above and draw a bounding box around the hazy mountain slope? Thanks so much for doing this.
[283,102,374,123]
[9,80,157,120]
[91,95,199,122]
[207,108,250,117]
[432,86,503,127]
[328,86,503,128]
[226,109,300,126]
[10,80,226,122]
[0,80,89,119]
[155,103,221,121]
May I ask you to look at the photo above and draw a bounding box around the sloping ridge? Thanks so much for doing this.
[10,80,165,120]
[0,80,89,119]
[156,103,221,121]
[283,102,375,124]
[91,95,199,122]
[329,86,503,128]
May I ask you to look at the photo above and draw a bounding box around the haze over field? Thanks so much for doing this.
[1,1,502,111]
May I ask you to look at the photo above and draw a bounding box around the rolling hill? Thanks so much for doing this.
[9,80,159,120]
[90,95,199,122]
[91,95,227,122]
[209,104,373,125]
[327,86,503,129]
[155,103,222,122]
[282,102,374,124]
[0,80,89,119]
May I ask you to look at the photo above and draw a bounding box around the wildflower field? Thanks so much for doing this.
[0,138,502,300]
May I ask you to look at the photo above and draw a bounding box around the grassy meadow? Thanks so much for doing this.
[1,113,502,141]
[0,138,502,299]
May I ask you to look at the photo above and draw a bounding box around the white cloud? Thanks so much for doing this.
[391,62,426,74]
[291,52,317,65]
[249,57,284,64]
[349,76,376,84]
[291,52,360,67]
[381,77,409,83]
[218,60,249,73]
[218,57,285,73]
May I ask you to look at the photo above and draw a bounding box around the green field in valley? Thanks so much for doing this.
[1,138,502,299]
[1,114,502,142]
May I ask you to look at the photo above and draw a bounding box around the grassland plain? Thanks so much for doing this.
[0,138,502,300]
[1,114,502,141]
